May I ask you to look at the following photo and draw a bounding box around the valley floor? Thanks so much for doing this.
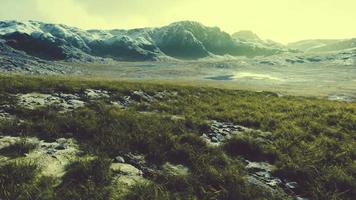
[73,59,356,102]
[0,74,355,200]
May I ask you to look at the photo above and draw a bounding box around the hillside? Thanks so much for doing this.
[0,74,355,200]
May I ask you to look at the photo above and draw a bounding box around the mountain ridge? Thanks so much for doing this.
[0,20,290,62]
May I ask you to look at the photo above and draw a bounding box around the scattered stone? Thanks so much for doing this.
[131,90,156,102]
[111,163,143,176]
[16,93,85,112]
[201,120,273,145]
[115,156,125,163]
[170,115,185,121]
[123,153,146,167]
[17,93,59,109]
[199,120,305,199]
[0,110,14,120]
[328,94,356,102]
[200,120,248,144]
[211,137,218,143]
[245,160,306,199]
[129,90,178,104]
[85,89,110,99]
[154,90,178,99]
[0,136,81,178]
[0,135,21,149]
[54,144,66,150]
[296,196,309,200]
[246,160,281,187]
[57,93,79,101]
[286,182,298,190]
[110,162,146,199]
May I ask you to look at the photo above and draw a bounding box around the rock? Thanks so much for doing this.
[0,136,81,179]
[66,99,85,108]
[110,163,146,199]
[76,150,86,156]
[170,115,185,121]
[123,153,146,167]
[0,110,13,120]
[245,160,305,199]
[46,149,56,155]
[57,93,80,101]
[153,92,165,100]
[17,93,57,109]
[296,196,309,200]
[110,163,143,176]
[286,182,299,190]
[111,101,126,109]
[246,175,286,198]
[246,161,275,172]
[114,156,125,163]
[16,93,85,112]
[131,90,156,102]
[200,134,210,141]
[201,120,273,146]
[211,137,218,143]
[85,89,110,99]
[55,144,66,150]
[152,90,178,100]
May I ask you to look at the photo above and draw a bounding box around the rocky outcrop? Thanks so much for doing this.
[201,120,272,145]
[201,120,308,199]
[16,93,85,112]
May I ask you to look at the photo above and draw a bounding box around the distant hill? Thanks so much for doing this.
[0,20,289,62]
[232,30,289,51]
[288,39,356,52]
[232,30,262,42]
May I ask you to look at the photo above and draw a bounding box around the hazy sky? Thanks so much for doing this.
[1,0,355,43]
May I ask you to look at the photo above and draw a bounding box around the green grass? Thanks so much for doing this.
[0,159,39,200]
[0,138,37,158]
[54,157,112,200]
[0,74,355,199]
[223,135,278,162]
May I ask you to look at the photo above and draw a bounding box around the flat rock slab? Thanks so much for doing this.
[0,136,81,178]
[110,163,146,199]
[16,93,85,111]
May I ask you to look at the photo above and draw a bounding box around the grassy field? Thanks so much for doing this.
[0,74,355,200]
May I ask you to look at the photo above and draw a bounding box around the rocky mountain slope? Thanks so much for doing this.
[0,20,289,63]
[0,39,80,74]
[0,20,354,75]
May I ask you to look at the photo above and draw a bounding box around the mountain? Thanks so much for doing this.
[232,30,262,42]
[232,30,290,52]
[0,20,288,62]
[0,38,79,74]
[287,38,356,52]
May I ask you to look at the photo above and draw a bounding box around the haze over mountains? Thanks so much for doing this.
[0,20,355,74]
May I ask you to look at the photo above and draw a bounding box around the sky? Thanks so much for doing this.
[0,0,355,43]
